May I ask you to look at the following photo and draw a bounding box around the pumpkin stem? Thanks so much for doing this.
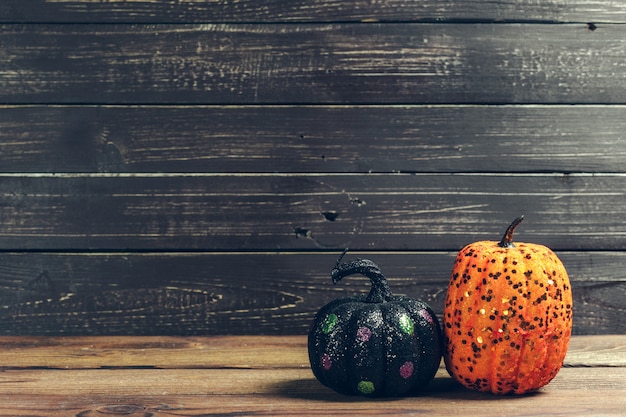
[331,249,393,303]
[498,215,524,248]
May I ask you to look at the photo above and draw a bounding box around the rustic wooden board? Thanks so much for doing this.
[0,252,623,335]
[1,23,622,104]
[2,105,626,174]
[2,1,625,342]
[3,0,626,23]
[0,335,623,369]
[0,335,623,417]
[0,367,623,416]
[0,173,623,251]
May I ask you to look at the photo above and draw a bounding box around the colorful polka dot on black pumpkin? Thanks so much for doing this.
[399,361,414,379]
[357,380,375,394]
[321,353,332,371]
[419,309,434,324]
[356,326,372,342]
[322,314,338,334]
[398,314,414,335]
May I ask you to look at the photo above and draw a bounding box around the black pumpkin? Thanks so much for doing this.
[308,252,442,397]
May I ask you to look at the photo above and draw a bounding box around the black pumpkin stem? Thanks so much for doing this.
[331,249,393,303]
[498,215,524,248]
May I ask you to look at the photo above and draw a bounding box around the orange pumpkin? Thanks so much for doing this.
[443,216,573,394]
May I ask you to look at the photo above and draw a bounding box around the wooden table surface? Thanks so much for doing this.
[0,335,623,416]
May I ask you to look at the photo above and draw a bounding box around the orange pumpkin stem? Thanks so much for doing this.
[498,215,525,248]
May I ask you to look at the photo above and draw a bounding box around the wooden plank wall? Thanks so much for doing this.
[0,0,624,336]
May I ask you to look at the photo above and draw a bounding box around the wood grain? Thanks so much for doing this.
[2,0,626,340]
[1,23,623,104]
[0,335,310,369]
[3,0,626,23]
[0,252,623,336]
[0,335,623,369]
[0,173,623,251]
[0,367,625,396]
[2,105,626,174]
[0,335,622,416]
[0,368,622,416]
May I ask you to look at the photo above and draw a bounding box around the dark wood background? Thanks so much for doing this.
[1,0,624,336]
